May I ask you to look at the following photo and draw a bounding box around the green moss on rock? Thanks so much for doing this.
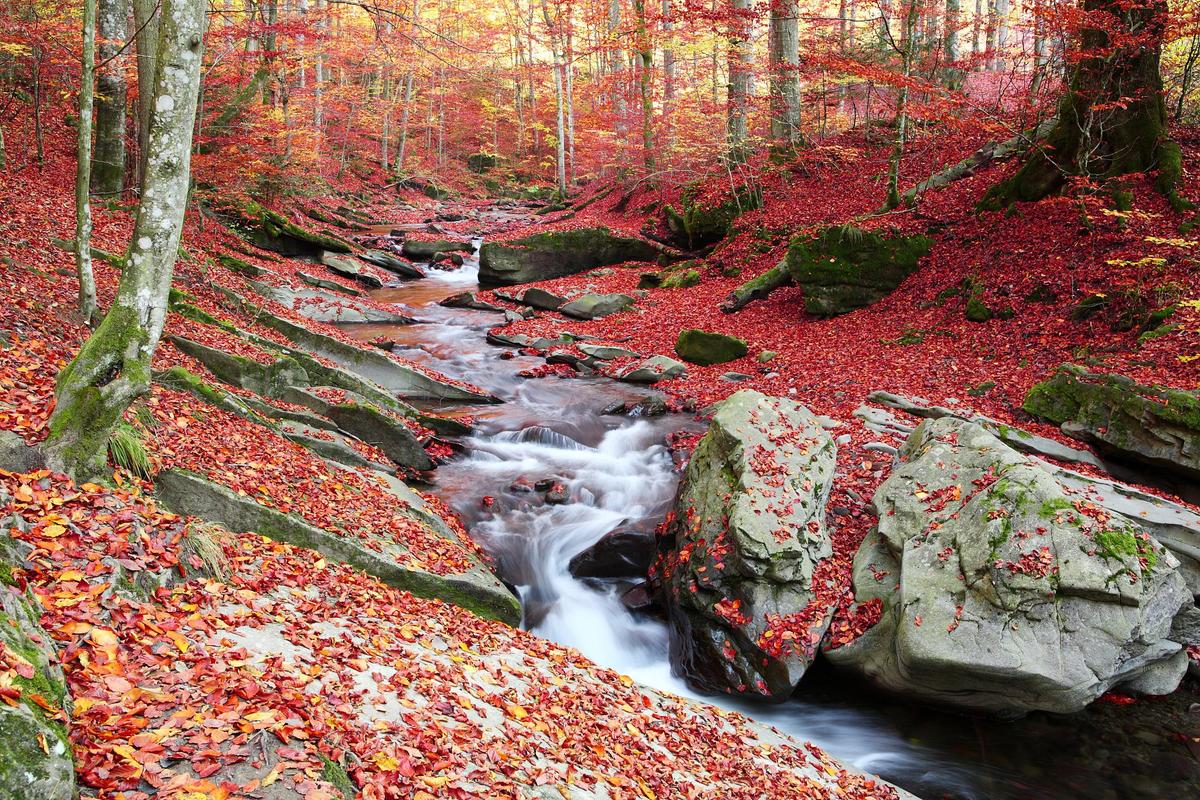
[784,225,932,317]
[675,329,749,366]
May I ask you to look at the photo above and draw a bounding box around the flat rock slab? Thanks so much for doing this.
[155,469,520,625]
[359,249,425,279]
[250,281,413,325]
[319,251,384,289]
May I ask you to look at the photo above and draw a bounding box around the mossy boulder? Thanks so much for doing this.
[0,530,75,800]
[826,417,1192,716]
[1024,364,1200,487]
[466,153,502,173]
[242,201,353,256]
[479,228,667,286]
[169,336,309,398]
[674,329,749,366]
[784,225,932,317]
[662,391,837,698]
[665,184,761,251]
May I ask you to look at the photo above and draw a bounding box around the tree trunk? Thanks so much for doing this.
[92,0,129,195]
[768,0,802,147]
[76,0,99,325]
[983,0,1182,208]
[633,0,655,173]
[727,0,752,159]
[46,0,207,481]
[944,0,963,88]
[661,0,675,157]
[885,0,921,209]
[132,0,159,182]
[992,0,1009,70]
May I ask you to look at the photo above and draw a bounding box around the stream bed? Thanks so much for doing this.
[345,243,1199,800]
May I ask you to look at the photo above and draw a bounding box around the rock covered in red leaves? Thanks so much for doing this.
[827,417,1193,716]
[660,390,839,698]
[0,468,914,800]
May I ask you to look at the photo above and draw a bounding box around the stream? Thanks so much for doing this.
[346,237,1198,800]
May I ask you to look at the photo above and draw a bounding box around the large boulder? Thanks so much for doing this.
[0,529,75,800]
[675,329,749,366]
[664,184,761,250]
[479,227,666,286]
[826,417,1193,717]
[401,239,474,260]
[1024,364,1200,493]
[661,390,838,698]
[786,225,931,317]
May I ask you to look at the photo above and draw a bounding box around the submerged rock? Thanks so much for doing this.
[478,227,666,286]
[826,417,1192,717]
[662,390,838,698]
[569,527,657,580]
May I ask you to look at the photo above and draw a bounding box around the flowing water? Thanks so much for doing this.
[347,240,1198,800]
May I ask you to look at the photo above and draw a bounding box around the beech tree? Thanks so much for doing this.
[985,0,1186,209]
[45,0,207,479]
[91,0,128,195]
[75,0,98,325]
[768,0,802,147]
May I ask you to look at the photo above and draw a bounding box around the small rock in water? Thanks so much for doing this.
[369,339,396,352]
[544,482,570,504]
[533,478,556,492]
[509,477,535,493]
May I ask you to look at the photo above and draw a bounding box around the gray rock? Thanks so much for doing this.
[358,249,425,279]
[559,293,636,320]
[319,251,383,289]
[826,417,1192,717]
[663,390,838,698]
[155,469,520,625]
[569,527,656,579]
[486,331,561,351]
[401,239,474,260]
[1024,364,1200,492]
[515,287,568,311]
[0,431,43,473]
[578,343,640,361]
[439,291,505,313]
[295,270,362,297]
[322,402,433,471]
[0,532,75,800]
[616,355,688,384]
[479,227,669,286]
[248,281,412,325]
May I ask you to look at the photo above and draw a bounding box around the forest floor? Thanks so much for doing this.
[1,115,1199,799]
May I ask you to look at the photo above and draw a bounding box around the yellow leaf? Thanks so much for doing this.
[262,765,282,786]
[506,703,528,720]
[89,628,118,648]
[420,776,451,789]
[58,569,84,581]
[372,753,400,772]
[166,631,191,654]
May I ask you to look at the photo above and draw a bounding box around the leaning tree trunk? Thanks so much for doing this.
[92,0,129,195]
[768,0,803,147]
[983,0,1186,209]
[45,0,207,480]
[75,0,98,325]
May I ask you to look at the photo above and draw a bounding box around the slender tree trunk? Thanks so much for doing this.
[727,0,752,159]
[565,21,576,183]
[768,0,802,147]
[314,0,325,129]
[661,0,675,157]
[132,0,158,182]
[973,0,983,58]
[633,0,655,173]
[76,0,99,325]
[0,122,6,171]
[944,0,963,87]
[992,0,1009,70]
[886,0,920,209]
[92,0,129,195]
[46,0,207,480]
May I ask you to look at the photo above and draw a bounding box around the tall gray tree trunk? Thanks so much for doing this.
[76,0,99,325]
[727,0,752,159]
[634,0,655,173]
[944,0,963,87]
[132,0,158,183]
[92,0,129,195]
[992,0,1010,70]
[886,0,920,208]
[768,0,802,147]
[661,0,675,156]
[46,0,207,480]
